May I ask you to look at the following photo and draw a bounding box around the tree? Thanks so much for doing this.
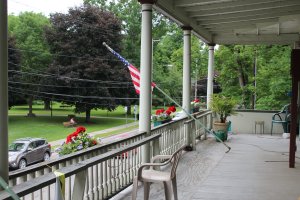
[44,5,134,122]
[8,12,52,115]
[255,45,291,110]
[215,45,255,109]
[8,35,25,108]
[214,45,291,110]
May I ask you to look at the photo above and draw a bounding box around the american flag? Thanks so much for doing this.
[103,42,156,94]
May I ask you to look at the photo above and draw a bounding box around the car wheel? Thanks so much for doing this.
[43,152,50,161]
[18,159,27,169]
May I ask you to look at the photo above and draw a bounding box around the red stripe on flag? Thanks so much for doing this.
[128,64,155,95]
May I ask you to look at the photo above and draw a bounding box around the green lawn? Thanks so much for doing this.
[9,102,135,118]
[8,102,136,143]
[8,115,135,143]
[7,102,177,144]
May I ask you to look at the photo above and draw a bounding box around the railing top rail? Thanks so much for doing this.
[1,133,161,199]
[9,130,147,179]
[184,110,212,124]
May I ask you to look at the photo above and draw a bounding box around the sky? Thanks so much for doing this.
[8,0,84,16]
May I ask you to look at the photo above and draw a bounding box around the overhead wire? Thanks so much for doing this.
[8,69,132,85]
[8,80,134,89]
[9,90,118,107]
[9,86,139,100]
[8,47,125,63]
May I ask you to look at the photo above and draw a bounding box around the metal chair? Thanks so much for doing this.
[271,104,290,135]
[132,145,186,200]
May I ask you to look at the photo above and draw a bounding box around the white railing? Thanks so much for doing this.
[3,110,212,199]
[1,134,161,200]
[151,110,212,153]
[8,131,148,188]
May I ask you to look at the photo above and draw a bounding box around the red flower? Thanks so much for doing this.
[165,110,172,115]
[76,126,86,133]
[194,99,200,103]
[92,139,97,145]
[66,126,86,144]
[155,109,165,115]
[167,106,176,112]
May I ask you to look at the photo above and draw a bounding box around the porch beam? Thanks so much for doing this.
[175,0,287,8]
[154,0,212,43]
[289,48,300,168]
[138,1,153,163]
[194,9,300,23]
[182,26,192,117]
[206,45,215,109]
[213,34,300,45]
[188,1,300,17]
[182,0,299,11]
[0,0,8,183]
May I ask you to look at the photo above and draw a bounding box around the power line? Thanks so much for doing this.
[8,47,125,63]
[9,86,139,100]
[8,80,134,89]
[8,69,132,85]
[9,90,118,107]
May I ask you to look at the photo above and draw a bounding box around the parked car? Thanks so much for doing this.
[8,138,51,169]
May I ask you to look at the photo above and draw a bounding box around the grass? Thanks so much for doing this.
[8,115,135,143]
[7,102,178,144]
[94,124,139,139]
[8,102,137,143]
[9,102,135,118]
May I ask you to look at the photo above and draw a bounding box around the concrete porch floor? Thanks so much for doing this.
[112,133,300,200]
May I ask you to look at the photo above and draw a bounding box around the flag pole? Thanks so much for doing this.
[154,85,231,153]
[103,42,231,152]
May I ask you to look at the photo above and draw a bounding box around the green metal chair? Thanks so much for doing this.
[271,104,290,135]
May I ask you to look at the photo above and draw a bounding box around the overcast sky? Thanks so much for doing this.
[8,0,84,16]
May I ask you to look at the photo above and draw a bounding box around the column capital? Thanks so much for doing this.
[207,43,216,47]
[181,26,192,31]
[138,0,156,4]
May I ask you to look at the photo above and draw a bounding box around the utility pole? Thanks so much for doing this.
[195,59,199,100]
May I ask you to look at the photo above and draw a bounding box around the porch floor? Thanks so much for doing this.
[112,133,300,200]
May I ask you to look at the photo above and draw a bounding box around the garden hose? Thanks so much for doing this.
[155,86,231,153]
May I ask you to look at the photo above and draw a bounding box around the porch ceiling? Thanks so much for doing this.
[154,0,300,45]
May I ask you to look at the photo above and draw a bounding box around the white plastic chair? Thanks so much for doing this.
[132,145,186,200]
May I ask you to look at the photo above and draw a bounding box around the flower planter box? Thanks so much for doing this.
[154,119,171,127]
[192,107,199,113]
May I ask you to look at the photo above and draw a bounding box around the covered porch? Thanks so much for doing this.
[113,133,300,200]
[0,0,300,199]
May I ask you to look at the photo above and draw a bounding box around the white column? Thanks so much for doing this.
[0,0,8,183]
[182,27,192,116]
[139,2,153,163]
[206,44,215,109]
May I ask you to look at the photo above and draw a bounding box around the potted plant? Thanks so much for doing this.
[152,106,176,127]
[57,126,99,156]
[191,98,201,113]
[209,94,236,141]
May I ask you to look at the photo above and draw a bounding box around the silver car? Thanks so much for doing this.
[9,138,52,169]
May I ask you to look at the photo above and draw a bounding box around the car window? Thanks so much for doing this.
[36,140,45,147]
[9,143,26,151]
[28,142,37,149]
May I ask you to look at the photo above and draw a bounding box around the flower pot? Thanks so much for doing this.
[213,122,230,141]
[214,130,227,142]
[192,107,199,113]
[154,119,171,127]
[213,121,230,132]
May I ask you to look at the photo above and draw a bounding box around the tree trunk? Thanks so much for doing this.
[44,99,51,110]
[237,59,247,108]
[126,105,131,115]
[85,108,91,123]
[27,96,36,117]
